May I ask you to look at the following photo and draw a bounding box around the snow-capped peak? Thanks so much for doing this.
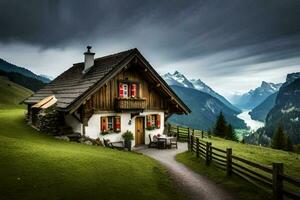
[162,71,194,88]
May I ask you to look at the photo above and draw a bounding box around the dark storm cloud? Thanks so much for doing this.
[0,0,300,78]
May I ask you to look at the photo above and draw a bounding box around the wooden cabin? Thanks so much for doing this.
[24,47,190,147]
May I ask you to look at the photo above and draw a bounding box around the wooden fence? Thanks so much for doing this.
[167,124,207,141]
[188,134,300,200]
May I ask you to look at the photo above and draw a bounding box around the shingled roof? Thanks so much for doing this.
[24,48,191,114]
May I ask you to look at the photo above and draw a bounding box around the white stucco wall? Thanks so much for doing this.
[65,111,165,147]
[65,114,83,134]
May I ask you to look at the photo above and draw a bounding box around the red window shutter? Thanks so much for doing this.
[119,83,124,97]
[156,114,161,128]
[101,117,108,132]
[147,115,152,127]
[131,83,136,97]
[114,116,121,132]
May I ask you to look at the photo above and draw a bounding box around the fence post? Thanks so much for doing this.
[272,163,283,200]
[209,142,212,161]
[206,142,211,166]
[226,148,232,176]
[201,130,204,139]
[177,126,179,140]
[196,137,200,158]
[190,135,194,152]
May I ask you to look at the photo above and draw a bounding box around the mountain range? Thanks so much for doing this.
[249,72,300,122]
[168,85,246,130]
[231,81,282,110]
[162,71,240,112]
[0,58,51,83]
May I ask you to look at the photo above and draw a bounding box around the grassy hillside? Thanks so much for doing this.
[197,135,300,178]
[0,76,32,108]
[0,109,182,200]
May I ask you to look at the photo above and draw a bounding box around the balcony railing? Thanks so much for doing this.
[115,98,146,110]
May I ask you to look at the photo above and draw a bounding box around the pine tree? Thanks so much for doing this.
[285,136,294,152]
[214,112,227,137]
[226,124,239,141]
[271,125,286,150]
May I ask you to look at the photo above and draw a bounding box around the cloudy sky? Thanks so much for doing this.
[0,0,300,99]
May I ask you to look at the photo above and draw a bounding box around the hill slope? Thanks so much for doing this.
[0,109,182,200]
[169,85,246,130]
[0,76,33,108]
[0,69,45,92]
[249,92,277,122]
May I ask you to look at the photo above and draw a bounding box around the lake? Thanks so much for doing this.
[237,110,264,131]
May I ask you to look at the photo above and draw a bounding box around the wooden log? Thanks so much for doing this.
[196,137,200,158]
[232,166,273,188]
[211,151,227,159]
[282,189,300,199]
[232,155,273,173]
[280,173,300,187]
[226,148,232,176]
[272,163,283,200]
[206,142,211,166]
[211,146,227,153]
[211,155,227,163]
[232,162,272,183]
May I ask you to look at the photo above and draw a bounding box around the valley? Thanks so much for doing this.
[237,110,264,131]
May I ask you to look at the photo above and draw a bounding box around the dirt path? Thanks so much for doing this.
[136,142,234,200]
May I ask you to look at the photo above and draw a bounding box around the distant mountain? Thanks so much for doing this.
[232,81,282,109]
[0,69,45,92]
[0,58,51,83]
[39,74,54,81]
[168,85,247,130]
[265,75,300,144]
[249,92,277,122]
[162,71,240,112]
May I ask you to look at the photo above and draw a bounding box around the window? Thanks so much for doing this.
[146,114,161,130]
[108,116,114,131]
[101,116,121,133]
[118,82,138,98]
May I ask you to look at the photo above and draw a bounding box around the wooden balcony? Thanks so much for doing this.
[115,98,146,111]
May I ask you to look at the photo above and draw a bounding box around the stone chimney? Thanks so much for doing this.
[83,46,95,73]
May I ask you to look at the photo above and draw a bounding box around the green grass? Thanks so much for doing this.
[0,109,183,200]
[0,76,33,108]
[176,151,272,200]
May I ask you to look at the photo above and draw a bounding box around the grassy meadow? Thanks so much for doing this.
[0,109,183,200]
[0,80,183,200]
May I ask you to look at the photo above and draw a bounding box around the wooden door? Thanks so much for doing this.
[135,117,145,146]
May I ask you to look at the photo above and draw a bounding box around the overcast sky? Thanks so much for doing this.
[0,0,300,99]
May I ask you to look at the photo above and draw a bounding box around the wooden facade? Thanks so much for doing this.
[83,63,168,113]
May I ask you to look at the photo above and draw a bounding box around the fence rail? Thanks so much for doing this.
[168,124,300,200]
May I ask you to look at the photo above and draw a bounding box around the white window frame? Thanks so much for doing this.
[123,83,128,97]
